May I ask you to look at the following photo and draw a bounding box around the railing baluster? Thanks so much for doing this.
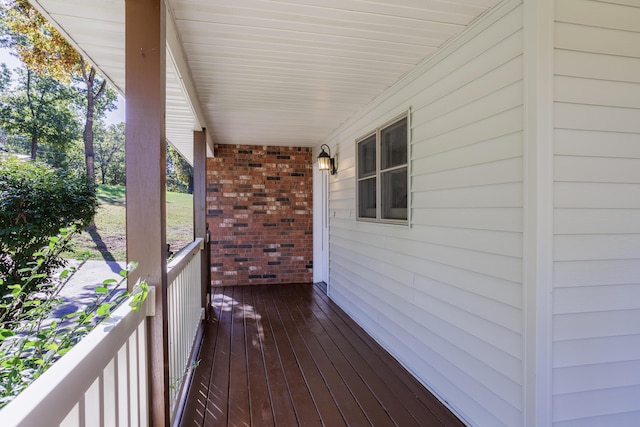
[166,238,205,423]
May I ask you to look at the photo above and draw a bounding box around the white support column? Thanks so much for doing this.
[522,0,555,425]
[124,0,168,424]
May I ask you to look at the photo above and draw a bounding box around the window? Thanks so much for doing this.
[356,114,408,224]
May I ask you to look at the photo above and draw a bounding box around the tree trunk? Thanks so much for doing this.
[26,70,37,161]
[30,136,37,160]
[82,65,107,232]
[83,70,96,182]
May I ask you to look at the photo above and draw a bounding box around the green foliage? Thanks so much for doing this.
[167,143,193,194]
[75,79,118,121]
[0,67,80,160]
[128,275,149,313]
[0,63,10,92]
[96,184,126,204]
[0,128,85,171]
[0,231,148,409]
[0,156,97,291]
[2,0,83,82]
[1,0,118,180]
[94,122,125,186]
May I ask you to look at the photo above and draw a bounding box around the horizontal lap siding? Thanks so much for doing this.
[553,0,640,425]
[324,2,525,426]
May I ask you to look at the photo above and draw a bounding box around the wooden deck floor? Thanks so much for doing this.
[180,283,465,427]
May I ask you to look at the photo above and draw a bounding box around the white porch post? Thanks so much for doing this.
[125,0,169,424]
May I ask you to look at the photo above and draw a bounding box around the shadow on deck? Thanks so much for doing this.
[180,283,464,426]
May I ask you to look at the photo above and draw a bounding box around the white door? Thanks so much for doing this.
[313,164,329,291]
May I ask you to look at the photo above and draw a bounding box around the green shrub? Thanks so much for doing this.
[0,156,98,292]
[0,229,148,408]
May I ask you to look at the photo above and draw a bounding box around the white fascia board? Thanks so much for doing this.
[165,5,207,132]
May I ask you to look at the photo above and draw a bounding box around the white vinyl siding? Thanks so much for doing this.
[323,1,525,426]
[552,0,640,425]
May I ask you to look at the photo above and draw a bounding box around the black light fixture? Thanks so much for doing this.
[318,144,336,175]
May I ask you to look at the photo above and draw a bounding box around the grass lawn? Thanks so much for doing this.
[69,185,194,261]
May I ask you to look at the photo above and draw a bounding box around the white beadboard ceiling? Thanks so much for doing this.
[29,0,501,164]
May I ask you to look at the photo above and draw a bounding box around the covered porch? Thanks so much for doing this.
[0,0,513,425]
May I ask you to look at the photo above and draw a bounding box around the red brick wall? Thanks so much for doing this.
[206,145,313,286]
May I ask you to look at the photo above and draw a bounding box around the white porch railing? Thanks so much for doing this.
[0,293,151,426]
[167,237,205,422]
[0,238,206,426]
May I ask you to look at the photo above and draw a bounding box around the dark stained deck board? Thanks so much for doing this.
[203,287,232,426]
[309,285,452,424]
[258,285,323,426]
[180,284,465,427]
[268,286,352,427]
[250,286,300,426]
[289,286,428,427]
[181,288,221,426]
[275,284,395,427]
[227,286,251,426]
[310,285,464,427]
[243,287,275,426]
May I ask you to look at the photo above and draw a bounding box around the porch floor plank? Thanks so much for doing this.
[227,287,251,426]
[296,286,428,427]
[203,287,232,425]
[250,286,300,426]
[180,284,465,427]
[181,285,221,425]
[259,285,322,426]
[244,287,276,426]
[309,285,464,427]
[269,286,351,427]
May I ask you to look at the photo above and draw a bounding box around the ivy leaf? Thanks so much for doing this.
[0,329,16,341]
[96,304,111,317]
[8,285,22,298]
[57,347,72,357]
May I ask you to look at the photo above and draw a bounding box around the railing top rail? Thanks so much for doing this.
[167,238,204,284]
[0,296,149,426]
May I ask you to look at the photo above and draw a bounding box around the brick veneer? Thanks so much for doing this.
[206,144,313,286]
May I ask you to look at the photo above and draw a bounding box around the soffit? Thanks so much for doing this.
[29,0,502,161]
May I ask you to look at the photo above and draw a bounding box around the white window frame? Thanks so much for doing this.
[356,112,410,225]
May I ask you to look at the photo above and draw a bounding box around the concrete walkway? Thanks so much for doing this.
[53,260,127,319]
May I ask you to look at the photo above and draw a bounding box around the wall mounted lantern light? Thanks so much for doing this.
[317,144,336,175]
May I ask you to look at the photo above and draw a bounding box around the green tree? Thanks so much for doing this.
[0,63,10,92]
[0,66,80,160]
[0,156,98,291]
[167,143,193,193]
[95,122,125,185]
[2,0,117,180]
